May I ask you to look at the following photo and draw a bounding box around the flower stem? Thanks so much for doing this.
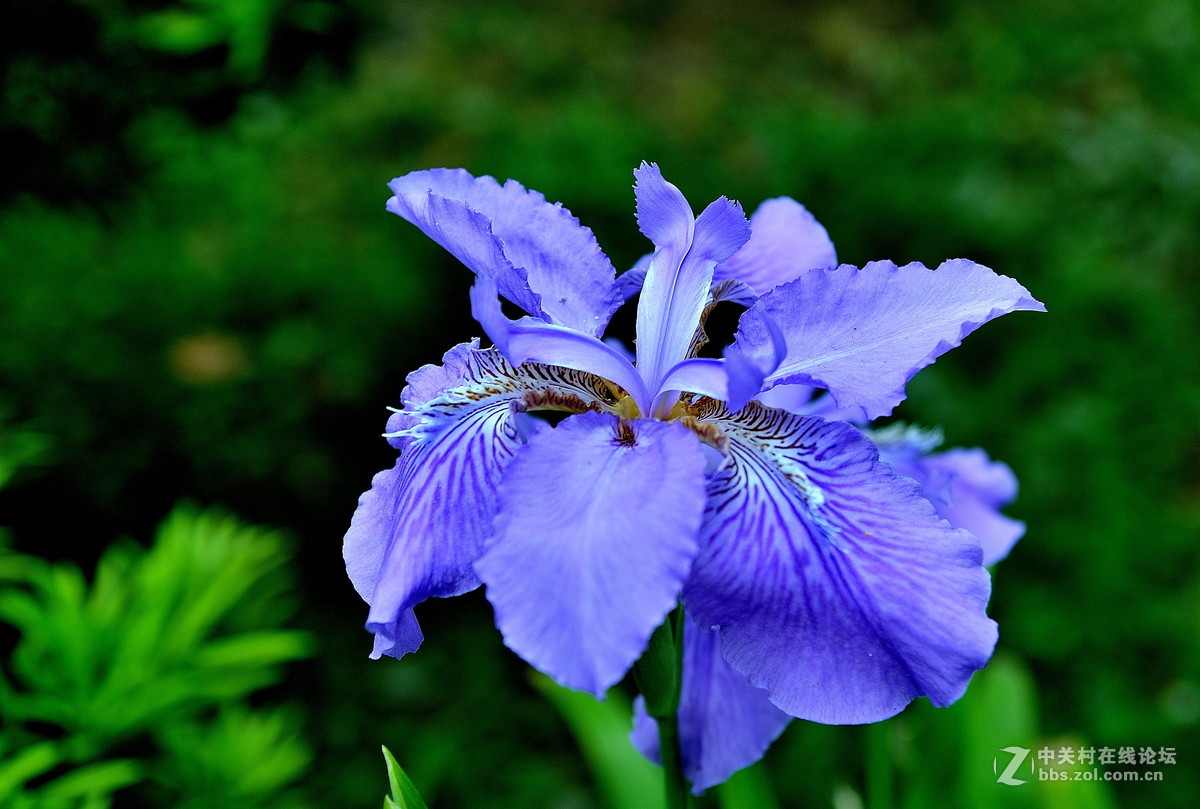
[657,710,688,809]
[866,721,892,809]
[633,605,691,809]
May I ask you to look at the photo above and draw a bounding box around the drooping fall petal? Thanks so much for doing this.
[683,401,998,723]
[476,412,708,695]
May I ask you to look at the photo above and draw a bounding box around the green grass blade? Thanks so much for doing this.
[533,674,666,809]
[382,746,430,809]
[715,761,781,809]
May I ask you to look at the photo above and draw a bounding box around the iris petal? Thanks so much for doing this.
[475,412,708,696]
[470,277,650,410]
[657,358,729,405]
[631,619,791,793]
[344,343,622,658]
[351,400,519,658]
[682,401,998,724]
[714,198,837,294]
[388,168,622,335]
[633,163,751,394]
[369,608,424,660]
[754,386,869,423]
[877,441,1025,566]
[753,383,817,413]
[725,260,1046,419]
[615,254,652,301]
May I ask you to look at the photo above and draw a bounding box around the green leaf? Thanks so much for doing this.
[153,707,311,803]
[382,746,430,809]
[533,674,666,809]
[36,759,142,802]
[191,630,313,670]
[960,653,1041,809]
[632,615,680,719]
[716,762,781,809]
[0,427,51,491]
[1034,739,1120,809]
[133,12,227,55]
[0,741,59,797]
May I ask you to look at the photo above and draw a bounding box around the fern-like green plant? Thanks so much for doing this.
[0,454,313,809]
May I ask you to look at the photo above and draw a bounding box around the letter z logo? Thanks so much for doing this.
[994,747,1031,785]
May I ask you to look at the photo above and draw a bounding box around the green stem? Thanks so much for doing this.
[633,605,691,809]
[866,721,892,809]
[657,711,687,809]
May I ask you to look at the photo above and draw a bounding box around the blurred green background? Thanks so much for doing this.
[2,0,1198,807]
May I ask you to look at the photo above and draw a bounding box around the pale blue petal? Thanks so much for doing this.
[370,609,424,659]
[682,401,998,724]
[657,358,729,405]
[470,277,650,411]
[724,308,788,412]
[878,440,1025,566]
[386,181,543,320]
[753,383,816,413]
[633,163,751,394]
[388,168,622,335]
[725,260,1046,419]
[755,387,869,423]
[346,345,623,658]
[616,254,652,300]
[710,278,759,307]
[714,198,837,293]
[603,336,636,364]
[353,402,523,658]
[632,619,791,793]
[475,412,708,695]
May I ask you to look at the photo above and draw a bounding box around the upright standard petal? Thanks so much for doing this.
[475,412,708,696]
[345,344,622,658]
[633,163,751,394]
[725,260,1046,419]
[632,620,792,793]
[388,168,622,335]
[682,400,998,724]
[714,198,837,294]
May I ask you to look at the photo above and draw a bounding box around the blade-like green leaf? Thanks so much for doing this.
[382,746,430,809]
[191,630,313,670]
[0,741,59,796]
[960,653,1040,809]
[716,759,781,809]
[533,674,666,809]
[36,759,142,801]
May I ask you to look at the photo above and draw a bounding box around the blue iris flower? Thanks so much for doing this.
[344,163,1044,791]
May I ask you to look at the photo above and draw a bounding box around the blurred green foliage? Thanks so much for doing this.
[2,0,1199,807]
[537,657,1120,809]
[0,434,313,809]
[0,0,362,206]
[130,0,345,81]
